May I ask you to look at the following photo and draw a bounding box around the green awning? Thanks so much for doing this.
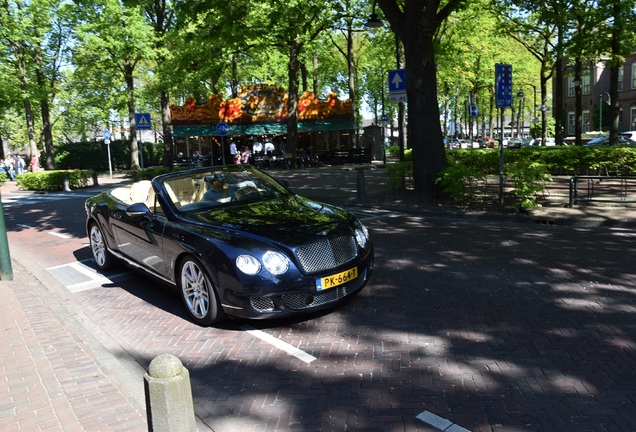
[172,120,356,137]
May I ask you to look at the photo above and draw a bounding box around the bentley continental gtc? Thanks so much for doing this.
[85,165,373,326]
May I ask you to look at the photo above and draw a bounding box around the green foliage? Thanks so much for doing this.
[436,162,488,205]
[386,161,413,190]
[54,140,163,171]
[0,172,7,185]
[505,160,552,209]
[434,146,636,208]
[127,166,175,181]
[16,170,92,191]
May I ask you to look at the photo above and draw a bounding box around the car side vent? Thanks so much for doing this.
[296,235,356,274]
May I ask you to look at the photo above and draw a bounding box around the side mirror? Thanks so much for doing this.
[126,202,152,218]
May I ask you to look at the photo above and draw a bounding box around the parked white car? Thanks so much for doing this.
[620,131,636,141]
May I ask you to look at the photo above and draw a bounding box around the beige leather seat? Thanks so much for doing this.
[129,180,152,205]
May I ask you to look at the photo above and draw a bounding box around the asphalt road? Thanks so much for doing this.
[3,168,636,431]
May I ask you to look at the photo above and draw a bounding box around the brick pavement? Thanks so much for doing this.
[1,166,636,431]
[0,260,147,431]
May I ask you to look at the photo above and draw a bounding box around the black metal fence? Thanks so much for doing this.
[569,176,636,207]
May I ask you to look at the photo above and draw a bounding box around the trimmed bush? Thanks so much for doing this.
[16,170,92,191]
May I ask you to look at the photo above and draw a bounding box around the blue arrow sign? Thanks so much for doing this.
[470,106,478,117]
[216,121,229,136]
[103,130,110,140]
[388,69,406,93]
[135,113,152,130]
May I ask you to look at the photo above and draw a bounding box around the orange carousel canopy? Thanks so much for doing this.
[170,85,353,126]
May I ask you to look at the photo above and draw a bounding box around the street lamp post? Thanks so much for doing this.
[573,75,582,146]
[516,90,524,138]
[599,92,611,133]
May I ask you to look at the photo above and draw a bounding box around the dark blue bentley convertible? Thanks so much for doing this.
[85,165,373,326]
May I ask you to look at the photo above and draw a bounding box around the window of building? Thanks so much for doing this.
[618,67,623,91]
[632,63,636,90]
[568,112,575,135]
[582,110,590,132]
[582,72,591,95]
[631,106,636,130]
[568,77,576,97]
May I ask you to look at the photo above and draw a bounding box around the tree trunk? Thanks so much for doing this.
[574,57,582,146]
[403,28,447,201]
[608,0,622,145]
[287,42,300,168]
[125,61,140,170]
[161,90,174,168]
[15,46,38,159]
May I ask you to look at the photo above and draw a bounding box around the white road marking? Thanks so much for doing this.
[416,410,471,431]
[49,231,71,239]
[46,260,129,293]
[16,224,34,229]
[240,325,317,364]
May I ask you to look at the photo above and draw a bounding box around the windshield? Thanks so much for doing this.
[160,166,290,213]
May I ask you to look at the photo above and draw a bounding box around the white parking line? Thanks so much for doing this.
[49,231,71,239]
[240,325,317,364]
[46,260,129,293]
[416,410,471,431]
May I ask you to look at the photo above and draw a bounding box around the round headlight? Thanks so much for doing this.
[262,251,289,275]
[236,254,261,275]
[355,224,369,248]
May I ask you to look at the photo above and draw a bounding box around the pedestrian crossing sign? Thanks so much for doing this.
[135,113,152,130]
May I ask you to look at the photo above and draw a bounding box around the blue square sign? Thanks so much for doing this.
[135,113,152,130]
[495,64,513,108]
[388,69,406,93]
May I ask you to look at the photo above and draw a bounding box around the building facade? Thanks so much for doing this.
[561,51,636,136]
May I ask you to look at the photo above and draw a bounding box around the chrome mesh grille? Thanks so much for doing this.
[296,235,356,274]
[250,296,275,312]
[282,286,352,310]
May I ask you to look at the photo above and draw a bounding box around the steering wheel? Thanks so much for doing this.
[231,186,260,202]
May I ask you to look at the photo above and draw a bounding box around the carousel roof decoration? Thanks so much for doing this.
[170,85,353,126]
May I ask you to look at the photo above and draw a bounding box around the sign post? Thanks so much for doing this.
[216,122,229,165]
[495,64,513,205]
[387,69,407,104]
[103,129,113,179]
[135,113,152,170]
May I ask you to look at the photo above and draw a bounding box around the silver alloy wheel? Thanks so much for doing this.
[90,224,108,268]
[180,260,211,319]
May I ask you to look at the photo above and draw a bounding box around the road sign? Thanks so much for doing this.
[216,122,229,136]
[103,130,110,140]
[495,64,513,108]
[135,113,152,130]
[470,105,478,117]
[389,92,407,104]
[388,69,406,93]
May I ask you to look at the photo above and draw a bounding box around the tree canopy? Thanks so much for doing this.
[0,0,633,197]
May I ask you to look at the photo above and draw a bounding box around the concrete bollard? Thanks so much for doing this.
[144,354,196,432]
[356,168,366,203]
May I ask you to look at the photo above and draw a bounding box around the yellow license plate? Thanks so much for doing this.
[316,267,358,291]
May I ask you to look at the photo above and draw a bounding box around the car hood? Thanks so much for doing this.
[183,195,355,244]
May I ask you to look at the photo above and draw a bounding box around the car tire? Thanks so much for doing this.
[178,256,225,326]
[89,222,114,270]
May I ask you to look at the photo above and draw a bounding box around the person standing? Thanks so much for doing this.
[229,140,239,164]
[30,155,39,172]
[16,155,25,174]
